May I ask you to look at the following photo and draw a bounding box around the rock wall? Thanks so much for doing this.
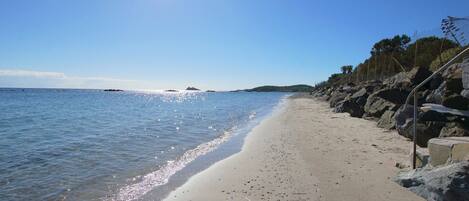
[312,64,469,147]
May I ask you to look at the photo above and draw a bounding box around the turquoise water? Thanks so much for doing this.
[0,89,286,201]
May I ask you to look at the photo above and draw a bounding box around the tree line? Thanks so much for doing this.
[319,34,462,88]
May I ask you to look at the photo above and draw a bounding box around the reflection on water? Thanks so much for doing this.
[0,89,285,201]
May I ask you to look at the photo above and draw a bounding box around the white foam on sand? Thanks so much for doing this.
[110,129,234,201]
[110,95,290,201]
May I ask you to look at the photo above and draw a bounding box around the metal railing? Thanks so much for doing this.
[404,46,469,169]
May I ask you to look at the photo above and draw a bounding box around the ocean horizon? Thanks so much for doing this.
[0,88,288,201]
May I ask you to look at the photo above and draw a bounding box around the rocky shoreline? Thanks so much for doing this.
[311,61,469,200]
[312,63,469,147]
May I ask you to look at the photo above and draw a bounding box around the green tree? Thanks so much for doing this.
[340,65,353,74]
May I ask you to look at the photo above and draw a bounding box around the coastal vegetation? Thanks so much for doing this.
[317,35,461,89]
[245,84,313,92]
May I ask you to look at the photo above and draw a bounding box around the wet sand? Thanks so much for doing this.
[162,96,424,201]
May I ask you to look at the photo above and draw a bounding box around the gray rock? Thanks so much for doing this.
[383,67,432,90]
[334,88,370,117]
[377,110,396,129]
[394,105,445,147]
[334,99,365,117]
[442,94,469,110]
[395,161,469,201]
[426,82,445,104]
[364,88,409,118]
[383,72,411,89]
[420,104,469,123]
[442,64,463,94]
[440,122,469,137]
[329,91,348,108]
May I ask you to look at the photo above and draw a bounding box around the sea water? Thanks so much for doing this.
[0,89,286,201]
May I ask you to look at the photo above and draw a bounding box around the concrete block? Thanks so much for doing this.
[428,137,469,167]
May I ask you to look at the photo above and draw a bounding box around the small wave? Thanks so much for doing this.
[248,111,256,120]
[110,130,234,201]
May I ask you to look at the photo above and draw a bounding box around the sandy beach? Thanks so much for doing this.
[163,95,424,201]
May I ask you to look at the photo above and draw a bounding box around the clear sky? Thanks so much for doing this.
[0,0,468,90]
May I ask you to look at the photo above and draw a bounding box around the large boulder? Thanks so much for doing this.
[329,91,348,108]
[334,100,363,117]
[442,64,463,92]
[442,94,469,110]
[383,67,432,90]
[395,161,469,201]
[395,104,469,147]
[425,63,469,110]
[383,72,410,89]
[419,104,469,124]
[394,105,445,147]
[377,110,397,129]
[334,88,369,117]
[364,88,409,118]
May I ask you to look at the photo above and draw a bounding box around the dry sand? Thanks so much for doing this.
[163,96,424,201]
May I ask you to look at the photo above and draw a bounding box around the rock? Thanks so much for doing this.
[408,67,433,87]
[395,161,469,201]
[334,99,364,117]
[462,90,469,99]
[364,88,409,118]
[383,67,432,90]
[334,88,370,117]
[377,110,396,129]
[442,64,463,94]
[395,103,469,147]
[394,105,446,147]
[429,74,444,90]
[395,162,408,169]
[419,110,460,122]
[206,90,216,92]
[329,91,348,108]
[442,94,469,110]
[426,82,445,104]
[420,104,469,123]
[364,97,396,119]
[383,72,411,89]
[350,88,369,104]
[440,122,469,137]
[103,89,124,92]
[186,87,200,91]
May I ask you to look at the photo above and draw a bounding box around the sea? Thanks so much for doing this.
[0,88,287,201]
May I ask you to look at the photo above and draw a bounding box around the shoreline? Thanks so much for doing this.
[111,94,289,201]
[135,95,289,201]
[161,95,424,201]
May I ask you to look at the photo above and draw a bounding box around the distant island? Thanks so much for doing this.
[186,87,200,91]
[206,90,216,92]
[103,89,124,92]
[165,89,178,92]
[243,84,313,92]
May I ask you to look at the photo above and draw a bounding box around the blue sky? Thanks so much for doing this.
[0,0,468,90]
